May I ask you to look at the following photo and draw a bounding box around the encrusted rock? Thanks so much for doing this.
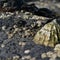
[33,19,60,47]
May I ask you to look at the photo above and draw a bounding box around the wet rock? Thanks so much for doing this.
[34,19,60,47]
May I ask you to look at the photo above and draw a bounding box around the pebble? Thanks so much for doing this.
[23,15,29,19]
[8,34,13,39]
[13,25,17,28]
[49,58,56,60]
[36,21,41,27]
[21,55,31,60]
[51,53,57,59]
[15,11,19,15]
[57,52,60,57]
[32,15,40,20]
[19,42,26,47]
[54,44,60,52]
[41,53,47,58]
[46,51,53,57]
[1,44,5,48]
[23,27,27,31]
[24,50,30,54]
[13,55,19,59]
[2,26,6,30]
[21,10,24,13]
[30,57,36,60]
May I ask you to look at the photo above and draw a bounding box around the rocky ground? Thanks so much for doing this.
[0,0,60,60]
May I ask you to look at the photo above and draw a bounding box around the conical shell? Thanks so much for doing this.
[33,20,60,47]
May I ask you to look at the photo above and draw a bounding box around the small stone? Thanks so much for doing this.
[51,53,57,59]
[36,21,41,27]
[31,24,35,28]
[2,26,6,30]
[23,15,29,19]
[24,50,30,54]
[21,10,24,13]
[25,29,31,36]
[49,58,56,60]
[15,11,19,15]
[30,57,36,60]
[41,53,47,58]
[25,12,30,15]
[54,44,60,52]
[57,52,60,57]
[13,55,19,60]
[46,51,53,57]
[19,42,26,47]
[13,25,17,28]
[1,44,5,48]
[13,28,19,34]
[8,34,13,39]
[23,27,26,30]
[22,56,31,60]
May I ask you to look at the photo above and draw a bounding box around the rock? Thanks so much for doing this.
[54,44,60,57]
[24,50,30,54]
[13,55,20,60]
[41,53,47,58]
[46,51,53,57]
[21,55,31,60]
[1,44,5,48]
[54,44,60,52]
[33,19,60,47]
[57,52,60,57]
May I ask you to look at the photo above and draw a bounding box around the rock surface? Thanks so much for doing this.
[0,0,60,60]
[34,19,60,47]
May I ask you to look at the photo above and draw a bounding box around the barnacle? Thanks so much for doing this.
[33,19,60,47]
